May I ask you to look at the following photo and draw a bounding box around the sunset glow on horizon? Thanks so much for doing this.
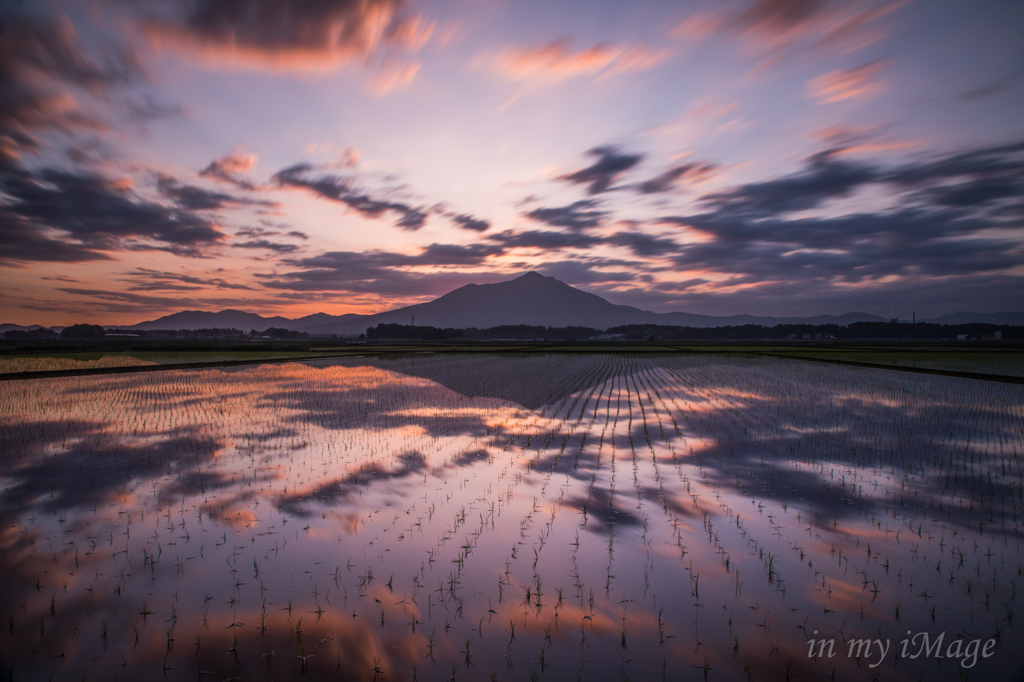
[1,0,1022,326]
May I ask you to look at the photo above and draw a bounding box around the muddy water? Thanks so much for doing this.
[1,354,1022,681]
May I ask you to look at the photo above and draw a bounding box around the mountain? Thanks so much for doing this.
[0,323,61,333]
[129,309,300,331]
[118,272,888,334]
[110,272,1022,334]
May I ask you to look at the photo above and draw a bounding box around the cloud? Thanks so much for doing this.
[884,140,1024,210]
[0,166,226,264]
[142,0,434,75]
[449,213,490,232]
[807,59,886,103]
[199,152,258,189]
[272,163,429,230]
[368,59,420,96]
[523,200,608,231]
[673,0,906,65]
[535,259,640,285]
[258,246,505,296]
[120,268,254,291]
[0,15,142,166]
[697,148,877,216]
[650,140,1024,294]
[606,231,681,257]
[156,173,276,210]
[51,287,284,315]
[233,239,300,254]
[0,216,113,266]
[559,146,643,194]
[635,161,716,194]
[491,38,669,85]
[487,229,603,250]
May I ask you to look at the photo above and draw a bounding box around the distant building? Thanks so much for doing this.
[592,334,626,340]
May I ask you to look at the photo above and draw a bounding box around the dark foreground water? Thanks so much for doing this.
[1,354,1022,681]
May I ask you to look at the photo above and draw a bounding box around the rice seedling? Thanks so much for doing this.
[0,353,1020,679]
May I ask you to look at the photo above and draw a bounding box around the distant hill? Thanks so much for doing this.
[120,273,893,334]
[7,272,1007,334]
[0,323,62,333]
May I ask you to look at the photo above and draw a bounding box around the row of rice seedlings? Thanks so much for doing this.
[0,353,1021,680]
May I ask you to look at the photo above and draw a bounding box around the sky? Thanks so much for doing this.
[1,0,1022,326]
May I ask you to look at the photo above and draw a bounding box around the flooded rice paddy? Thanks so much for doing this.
[1,354,1022,681]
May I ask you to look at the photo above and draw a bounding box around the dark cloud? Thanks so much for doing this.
[0,166,225,263]
[121,268,254,292]
[198,152,257,190]
[524,199,607,230]
[536,259,640,285]
[450,213,490,232]
[260,243,504,294]
[635,162,716,194]
[49,287,286,315]
[142,0,430,71]
[0,216,112,266]
[273,163,429,230]
[487,229,603,250]
[155,173,264,210]
[884,140,1024,211]
[418,242,503,264]
[665,208,1021,285]
[559,146,643,194]
[699,149,876,216]
[730,0,827,36]
[0,15,142,166]
[233,239,300,254]
[606,231,680,257]
[234,225,308,240]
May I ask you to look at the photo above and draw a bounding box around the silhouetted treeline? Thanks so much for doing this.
[605,322,1023,340]
[61,324,106,339]
[465,325,603,340]
[366,324,465,340]
[251,327,309,339]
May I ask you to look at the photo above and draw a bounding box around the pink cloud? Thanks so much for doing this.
[806,59,886,103]
[490,38,670,85]
[142,0,433,74]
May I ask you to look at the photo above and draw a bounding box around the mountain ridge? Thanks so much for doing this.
[6,273,1019,333]
[94,272,1022,334]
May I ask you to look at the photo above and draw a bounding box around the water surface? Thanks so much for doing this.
[1,354,1022,680]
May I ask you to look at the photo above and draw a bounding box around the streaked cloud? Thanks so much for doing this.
[272,163,430,230]
[635,161,717,194]
[369,60,421,96]
[199,152,258,190]
[490,38,669,85]
[142,0,434,74]
[807,59,886,103]
[672,0,907,64]
[0,166,226,264]
[558,147,643,195]
[523,200,608,231]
